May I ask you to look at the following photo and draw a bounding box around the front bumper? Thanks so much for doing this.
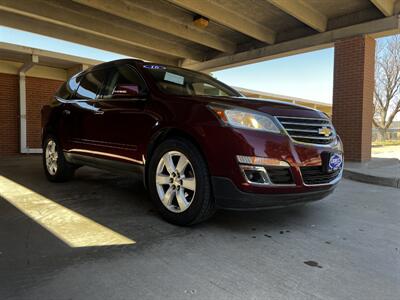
[200,124,343,194]
[198,123,343,209]
[212,176,338,210]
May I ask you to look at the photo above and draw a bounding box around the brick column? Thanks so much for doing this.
[332,35,375,162]
[0,73,19,155]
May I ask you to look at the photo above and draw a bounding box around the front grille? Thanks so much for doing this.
[276,116,336,145]
[265,167,294,185]
[300,166,341,185]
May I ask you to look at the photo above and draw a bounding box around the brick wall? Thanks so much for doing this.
[0,73,19,155]
[332,35,375,162]
[26,77,63,149]
[0,73,63,155]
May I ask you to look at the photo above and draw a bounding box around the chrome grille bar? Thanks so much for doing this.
[290,135,333,140]
[275,116,328,121]
[286,128,320,133]
[280,121,330,127]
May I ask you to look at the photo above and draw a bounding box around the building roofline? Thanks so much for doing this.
[0,41,103,68]
[233,86,331,107]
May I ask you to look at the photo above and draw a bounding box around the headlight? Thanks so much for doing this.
[209,105,281,133]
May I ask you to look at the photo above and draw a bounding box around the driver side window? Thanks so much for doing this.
[101,65,147,99]
[74,70,106,100]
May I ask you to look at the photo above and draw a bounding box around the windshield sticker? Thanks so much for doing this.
[164,72,184,85]
[143,64,166,70]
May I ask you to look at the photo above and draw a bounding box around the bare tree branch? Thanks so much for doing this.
[373,36,400,134]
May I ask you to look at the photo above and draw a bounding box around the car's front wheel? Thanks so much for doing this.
[148,138,216,225]
[43,135,76,182]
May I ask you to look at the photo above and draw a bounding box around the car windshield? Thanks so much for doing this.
[142,64,240,97]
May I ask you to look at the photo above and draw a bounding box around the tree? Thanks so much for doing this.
[373,35,400,141]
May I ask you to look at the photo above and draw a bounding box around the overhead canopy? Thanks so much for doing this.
[0,0,399,72]
[0,41,101,69]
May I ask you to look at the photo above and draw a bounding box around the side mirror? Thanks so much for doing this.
[112,84,142,98]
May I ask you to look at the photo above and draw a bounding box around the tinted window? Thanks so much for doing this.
[56,76,79,100]
[101,65,147,98]
[75,70,107,99]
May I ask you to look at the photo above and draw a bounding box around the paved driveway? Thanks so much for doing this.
[0,156,399,300]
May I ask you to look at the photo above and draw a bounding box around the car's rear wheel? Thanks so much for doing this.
[43,135,76,182]
[148,138,216,225]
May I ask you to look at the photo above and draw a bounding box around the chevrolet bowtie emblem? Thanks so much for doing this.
[318,127,332,137]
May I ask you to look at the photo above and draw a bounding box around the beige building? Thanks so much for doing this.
[234,87,332,116]
[0,42,100,155]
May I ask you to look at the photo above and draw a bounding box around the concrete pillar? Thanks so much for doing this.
[332,35,375,162]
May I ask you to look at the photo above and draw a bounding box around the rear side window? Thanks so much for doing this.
[100,65,147,99]
[56,76,79,100]
[75,69,107,99]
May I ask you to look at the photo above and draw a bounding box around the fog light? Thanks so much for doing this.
[240,165,270,184]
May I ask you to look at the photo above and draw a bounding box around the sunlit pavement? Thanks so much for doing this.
[372,145,400,160]
[0,156,399,300]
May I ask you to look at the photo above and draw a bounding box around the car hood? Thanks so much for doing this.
[177,95,328,119]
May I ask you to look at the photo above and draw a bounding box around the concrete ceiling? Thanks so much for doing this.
[0,0,399,72]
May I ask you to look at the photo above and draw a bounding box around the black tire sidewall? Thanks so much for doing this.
[148,138,213,225]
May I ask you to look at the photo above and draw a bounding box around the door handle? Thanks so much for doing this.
[62,109,71,116]
[93,110,104,115]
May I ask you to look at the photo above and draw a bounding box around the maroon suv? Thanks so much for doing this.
[41,59,343,225]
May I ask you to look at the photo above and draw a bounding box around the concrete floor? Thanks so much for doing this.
[0,156,399,300]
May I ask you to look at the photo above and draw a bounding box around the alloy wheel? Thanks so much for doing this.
[45,140,58,176]
[155,151,196,213]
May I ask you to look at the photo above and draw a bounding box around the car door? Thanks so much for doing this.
[57,75,80,151]
[92,64,157,165]
[64,69,108,152]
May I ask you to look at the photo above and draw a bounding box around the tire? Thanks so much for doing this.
[42,135,76,182]
[148,138,216,226]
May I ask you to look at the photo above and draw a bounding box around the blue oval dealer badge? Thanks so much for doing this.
[329,153,343,171]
